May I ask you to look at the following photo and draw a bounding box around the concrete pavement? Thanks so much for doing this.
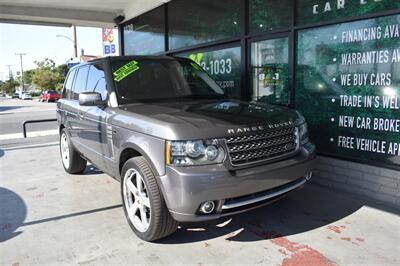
[1,137,399,265]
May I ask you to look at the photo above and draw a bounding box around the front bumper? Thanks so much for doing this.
[158,142,316,222]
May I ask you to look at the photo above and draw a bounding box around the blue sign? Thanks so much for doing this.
[111,44,116,54]
[67,62,80,68]
[104,45,111,55]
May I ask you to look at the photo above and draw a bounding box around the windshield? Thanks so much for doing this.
[111,59,225,104]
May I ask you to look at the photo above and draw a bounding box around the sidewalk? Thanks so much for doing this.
[1,137,399,265]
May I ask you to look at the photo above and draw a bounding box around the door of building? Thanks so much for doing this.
[250,34,290,106]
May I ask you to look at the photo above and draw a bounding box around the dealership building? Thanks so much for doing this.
[0,0,397,208]
[118,0,400,208]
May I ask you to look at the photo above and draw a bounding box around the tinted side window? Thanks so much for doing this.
[63,69,76,99]
[72,66,89,100]
[87,65,107,100]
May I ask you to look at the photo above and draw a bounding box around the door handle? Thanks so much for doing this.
[79,112,84,119]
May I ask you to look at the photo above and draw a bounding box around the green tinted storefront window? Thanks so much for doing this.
[177,46,242,98]
[168,0,241,50]
[249,0,293,33]
[296,14,400,167]
[251,37,290,105]
[297,0,400,25]
[123,7,164,55]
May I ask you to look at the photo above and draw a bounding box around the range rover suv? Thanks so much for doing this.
[57,56,316,241]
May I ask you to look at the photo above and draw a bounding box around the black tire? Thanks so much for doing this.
[60,128,87,174]
[121,157,178,241]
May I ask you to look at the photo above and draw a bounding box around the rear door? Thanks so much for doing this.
[58,69,77,135]
[68,65,90,142]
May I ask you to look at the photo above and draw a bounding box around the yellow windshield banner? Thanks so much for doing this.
[113,60,140,82]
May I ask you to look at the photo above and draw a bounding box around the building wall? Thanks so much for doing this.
[314,156,400,209]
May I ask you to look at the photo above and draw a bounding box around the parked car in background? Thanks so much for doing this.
[21,93,32,100]
[12,92,20,98]
[40,90,61,102]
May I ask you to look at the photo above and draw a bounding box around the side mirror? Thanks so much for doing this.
[79,92,106,107]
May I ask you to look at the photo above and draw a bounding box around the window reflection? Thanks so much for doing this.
[249,0,292,33]
[123,7,165,55]
[177,46,242,98]
[168,0,241,50]
[251,38,289,105]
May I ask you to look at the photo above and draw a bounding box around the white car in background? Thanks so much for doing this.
[21,93,32,100]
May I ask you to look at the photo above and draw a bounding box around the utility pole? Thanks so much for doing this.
[73,25,78,58]
[15,53,26,91]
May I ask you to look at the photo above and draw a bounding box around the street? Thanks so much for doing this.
[0,97,57,138]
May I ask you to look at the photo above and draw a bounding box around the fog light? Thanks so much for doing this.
[305,172,313,180]
[200,201,215,214]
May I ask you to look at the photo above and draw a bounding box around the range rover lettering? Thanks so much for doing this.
[57,56,316,241]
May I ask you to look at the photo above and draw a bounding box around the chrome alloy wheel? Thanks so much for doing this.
[123,168,151,232]
[60,132,70,169]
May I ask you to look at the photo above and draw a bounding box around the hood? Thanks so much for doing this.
[110,99,301,140]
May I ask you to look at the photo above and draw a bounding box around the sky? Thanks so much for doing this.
[0,23,106,81]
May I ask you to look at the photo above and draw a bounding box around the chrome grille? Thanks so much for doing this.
[226,127,298,166]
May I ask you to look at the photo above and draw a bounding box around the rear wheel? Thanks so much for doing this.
[121,157,178,241]
[60,128,86,174]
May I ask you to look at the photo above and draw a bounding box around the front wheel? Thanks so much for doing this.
[60,128,87,174]
[121,157,178,241]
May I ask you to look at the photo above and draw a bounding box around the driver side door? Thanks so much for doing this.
[79,64,113,169]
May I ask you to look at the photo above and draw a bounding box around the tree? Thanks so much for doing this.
[34,58,56,69]
[32,68,60,90]
[56,64,68,84]
[15,58,68,91]
[0,79,20,95]
[23,69,35,85]
[31,58,61,90]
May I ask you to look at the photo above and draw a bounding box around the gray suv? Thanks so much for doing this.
[57,56,316,241]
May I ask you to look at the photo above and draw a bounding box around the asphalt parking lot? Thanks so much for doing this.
[1,136,399,265]
[0,98,57,138]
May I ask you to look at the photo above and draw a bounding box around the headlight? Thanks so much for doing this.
[166,140,225,166]
[295,111,306,125]
[298,123,309,145]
